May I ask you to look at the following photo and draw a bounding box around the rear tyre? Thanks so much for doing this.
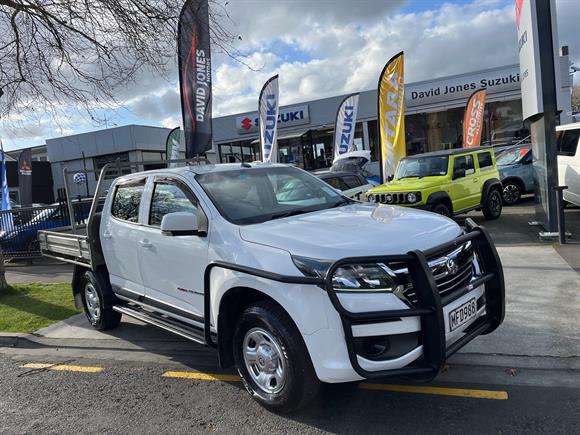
[483,189,503,220]
[80,270,121,331]
[233,301,320,413]
[502,181,521,205]
[432,202,452,218]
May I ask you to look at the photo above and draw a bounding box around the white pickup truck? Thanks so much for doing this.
[38,161,505,412]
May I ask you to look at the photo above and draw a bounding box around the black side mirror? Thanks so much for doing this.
[387,175,394,182]
[453,168,466,180]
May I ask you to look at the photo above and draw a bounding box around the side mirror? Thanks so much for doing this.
[387,175,394,182]
[160,211,199,236]
[453,168,466,180]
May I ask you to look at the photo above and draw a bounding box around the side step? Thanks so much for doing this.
[113,304,207,345]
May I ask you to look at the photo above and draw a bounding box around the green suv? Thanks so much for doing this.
[366,147,503,220]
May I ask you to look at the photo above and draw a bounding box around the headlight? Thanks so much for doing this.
[292,256,403,293]
[332,263,402,292]
[407,192,417,203]
[385,194,393,203]
[367,194,375,202]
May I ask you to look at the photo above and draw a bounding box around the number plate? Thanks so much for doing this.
[448,298,477,332]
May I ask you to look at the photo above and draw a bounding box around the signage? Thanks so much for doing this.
[378,51,406,183]
[407,66,520,109]
[178,0,213,157]
[463,89,487,148]
[259,75,279,163]
[516,0,562,120]
[334,94,360,159]
[236,104,310,134]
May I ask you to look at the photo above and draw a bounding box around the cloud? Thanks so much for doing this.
[3,0,579,150]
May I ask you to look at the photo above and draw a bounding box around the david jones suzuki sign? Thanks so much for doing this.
[407,66,521,109]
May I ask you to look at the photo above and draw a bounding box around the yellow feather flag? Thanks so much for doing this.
[378,51,406,183]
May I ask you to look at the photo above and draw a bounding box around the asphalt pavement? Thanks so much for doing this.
[0,200,579,433]
[0,353,578,434]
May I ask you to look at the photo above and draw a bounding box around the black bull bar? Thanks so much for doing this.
[204,219,505,380]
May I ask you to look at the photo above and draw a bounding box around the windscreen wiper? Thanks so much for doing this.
[269,209,311,220]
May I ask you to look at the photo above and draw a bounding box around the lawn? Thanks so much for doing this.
[0,283,81,333]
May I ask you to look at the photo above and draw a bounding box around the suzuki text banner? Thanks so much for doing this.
[259,75,280,163]
[334,94,360,160]
[463,89,486,148]
[178,0,212,158]
[378,51,406,183]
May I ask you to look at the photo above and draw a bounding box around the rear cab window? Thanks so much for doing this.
[476,152,493,170]
[111,179,146,223]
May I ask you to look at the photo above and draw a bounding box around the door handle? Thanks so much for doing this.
[103,231,112,239]
[139,239,153,248]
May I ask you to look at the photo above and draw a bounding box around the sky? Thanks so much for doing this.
[3,0,579,151]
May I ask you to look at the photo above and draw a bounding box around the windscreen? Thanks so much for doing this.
[395,156,449,179]
[496,147,530,166]
[196,166,348,225]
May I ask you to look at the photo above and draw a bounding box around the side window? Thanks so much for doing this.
[149,181,198,227]
[324,177,348,191]
[343,175,363,189]
[477,152,493,169]
[557,130,580,156]
[111,181,145,223]
[453,155,475,175]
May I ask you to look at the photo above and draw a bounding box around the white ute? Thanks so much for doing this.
[38,161,505,412]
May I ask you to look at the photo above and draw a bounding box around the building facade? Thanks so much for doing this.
[211,62,573,171]
[46,125,172,196]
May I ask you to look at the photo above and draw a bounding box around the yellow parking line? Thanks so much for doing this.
[359,383,508,400]
[20,363,104,373]
[162,371,507,400]
[162,371,240,382]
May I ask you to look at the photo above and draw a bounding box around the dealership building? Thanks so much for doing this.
[211,59,573,171]
[8,57,574,200]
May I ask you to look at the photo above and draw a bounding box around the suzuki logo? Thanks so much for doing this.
[445,257,459,275]
[241,117,253,130]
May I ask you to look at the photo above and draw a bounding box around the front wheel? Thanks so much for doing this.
[502,182,521,205]
[432,202,452,218]
[233,301,320,413]
[483,189,503,220]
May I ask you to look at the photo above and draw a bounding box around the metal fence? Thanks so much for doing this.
[0,198,92,260]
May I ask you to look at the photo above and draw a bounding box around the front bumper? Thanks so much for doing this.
[321,219,504,381]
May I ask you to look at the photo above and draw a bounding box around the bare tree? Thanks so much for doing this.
[0,0,240,125]
[0,0,242,287]
[572,85,580,113]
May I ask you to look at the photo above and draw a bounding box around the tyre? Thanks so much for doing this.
[483,188,503,220]
[80,270,121,331]
[431,202,452,218]
[233,301,320,413]
[502,181,521,205]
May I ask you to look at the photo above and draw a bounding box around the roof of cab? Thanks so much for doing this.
[405,146,494,159]
[117,162,291,180]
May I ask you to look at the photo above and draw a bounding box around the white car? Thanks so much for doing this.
[38,162,505,412]
[318,171,377,200]
[557,122,580,206]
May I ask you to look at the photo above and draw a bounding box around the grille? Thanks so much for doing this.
[375,193,407,204]
[393,241,475,306]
